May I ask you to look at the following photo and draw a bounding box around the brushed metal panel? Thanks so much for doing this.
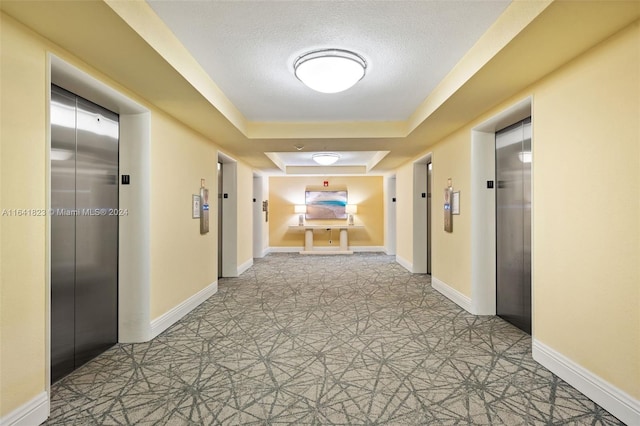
[51,86,77,382]
[218,162,223,278]
[74,97,119,368]
[427,162,432,275]
[496,118,532,334]
[522,121,532,328]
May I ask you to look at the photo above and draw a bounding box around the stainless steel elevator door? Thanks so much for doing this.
[51,85,119,383]
[427,162,432,275]
[218,162,223,279]
[496,118,532,334]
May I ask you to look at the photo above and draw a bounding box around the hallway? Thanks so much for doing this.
[45,254,620,425]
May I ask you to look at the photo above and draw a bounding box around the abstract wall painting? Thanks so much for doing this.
[305,190,347,219]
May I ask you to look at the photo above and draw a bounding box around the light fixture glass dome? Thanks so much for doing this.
[294,49,367,94]
[312,152,340,166]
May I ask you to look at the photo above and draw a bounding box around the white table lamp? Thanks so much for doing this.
[346,204,358,225]
[294,205,307,226]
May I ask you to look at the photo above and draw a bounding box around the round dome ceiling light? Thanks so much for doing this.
[294,49,367,94]
[312,152,340,166]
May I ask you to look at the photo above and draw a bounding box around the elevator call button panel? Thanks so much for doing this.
[444,186,453,233]
[200,186,209,234]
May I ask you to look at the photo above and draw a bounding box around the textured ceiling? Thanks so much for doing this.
[146,0,511,123]
[3,1,637,174]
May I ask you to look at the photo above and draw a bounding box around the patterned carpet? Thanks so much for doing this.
[45,253,622,425]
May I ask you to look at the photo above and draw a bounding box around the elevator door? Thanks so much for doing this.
[427,162,432,275]
[218,162,223,278]
[51,85,119,383]
[496,117,532,334]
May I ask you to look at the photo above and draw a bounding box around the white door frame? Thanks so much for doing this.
[384,175,397,255]
[470,96,532,315]
[218,152,238,277]
[412,154,431,273]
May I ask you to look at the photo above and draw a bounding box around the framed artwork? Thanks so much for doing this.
[305,190,347,219]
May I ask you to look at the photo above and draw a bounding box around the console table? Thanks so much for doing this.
[288,225,364,254]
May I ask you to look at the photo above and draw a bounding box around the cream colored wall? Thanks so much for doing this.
[532,22,639,398]
[1,4,638,421]
[0,12,226,416]
[396,21,639,399]
[149,111,217,319]
[394,163,414,265]
[236,161,254,266]
[0,13,48,415]
[430,129,472,295]
[269,176,384,248]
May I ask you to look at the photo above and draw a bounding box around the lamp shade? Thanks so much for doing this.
[294,49,366,94]
[345,204,358,214]
[294,205,307,214]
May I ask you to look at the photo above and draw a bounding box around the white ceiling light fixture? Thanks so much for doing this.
[294,49,367,94]
[312,152,340,166]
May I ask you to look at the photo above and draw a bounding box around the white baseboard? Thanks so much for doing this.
[237,258,253,276]
[395,255,413,272]
[0,391,48,426]
[351,246,386,252]
[150,281,218,339]
[268,246,303,253]
[252,248,271,258]
[431,276,473,313]
[268,246,385,253]
[532,339,640,425]
[301,250,353,255]
[297,247,339,253]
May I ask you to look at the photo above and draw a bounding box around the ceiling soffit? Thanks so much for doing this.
[265,151,390,175]
[1,0,638,173]
[146,0,511,123]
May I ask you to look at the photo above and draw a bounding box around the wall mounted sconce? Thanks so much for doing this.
[294,205,307,226]
[345,204,358,226]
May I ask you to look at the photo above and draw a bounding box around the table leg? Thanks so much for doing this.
[340,229,348,251]
[305,229,313,251]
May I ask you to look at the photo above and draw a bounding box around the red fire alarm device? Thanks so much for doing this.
[323,181,329,187]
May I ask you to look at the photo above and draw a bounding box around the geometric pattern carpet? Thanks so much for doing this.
[45,253,623,425]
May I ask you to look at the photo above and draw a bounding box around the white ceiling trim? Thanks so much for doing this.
[246,120,407,139]
[367,151,391,172]
[286,165,367,175]
[266,150,389,175]
[8,0,632,174]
